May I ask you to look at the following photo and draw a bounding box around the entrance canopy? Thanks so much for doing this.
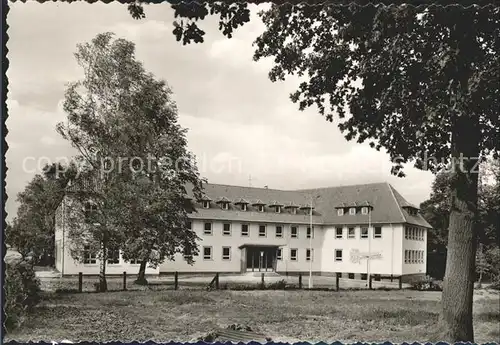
[238,244,284,249]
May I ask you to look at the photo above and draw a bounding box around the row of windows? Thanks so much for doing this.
[200,222,316,239]
[201,247,346,263]
[335,226,382,239]
[201,246,315,262]
[199,222,386,240]
[201,201,372,217]
[404,249,425,264]
[202,201,308,214]
[83,246,140,265]
[336,207,370,216]
[404,226,425,241]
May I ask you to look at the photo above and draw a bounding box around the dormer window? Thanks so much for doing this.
[361,207,368,215]
[234,198,249,212]
[203,201,210,209]
[269,201,283,214]
[221,203,229,210]
[349,207,356,215]
[258,205,264,212]
[337,208,344,216]
[291,208,297,215]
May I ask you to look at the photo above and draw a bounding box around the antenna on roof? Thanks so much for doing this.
[248,175,252,187]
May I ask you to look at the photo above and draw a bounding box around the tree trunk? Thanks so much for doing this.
[99,240,108,292]
[135,260,149,285]
[440,114,480,342]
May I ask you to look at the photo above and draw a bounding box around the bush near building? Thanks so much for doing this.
[5,255,41,331]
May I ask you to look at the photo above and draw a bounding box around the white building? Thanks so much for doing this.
[55,182,431,282]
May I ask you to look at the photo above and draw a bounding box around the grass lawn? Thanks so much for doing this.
[5,288,499,343]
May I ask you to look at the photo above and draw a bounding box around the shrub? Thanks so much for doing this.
[266,279,287,290]
[410,276,443,291]
[489,277,500,290]
[5,258,41,331]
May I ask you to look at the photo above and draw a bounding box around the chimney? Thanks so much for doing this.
[264,185,268,189]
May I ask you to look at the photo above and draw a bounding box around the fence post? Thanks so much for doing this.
[215,273,219,290]
[78,272,83,293]
[390,274,393,282]
[174,271,179,290]
[335,273,340,292]
[369,274,373,290]
[261,273,265,289]
[123,271,127,291]
[298,273,303,289]
[398,276,403,289]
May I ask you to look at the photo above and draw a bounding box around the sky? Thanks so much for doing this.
[5,2,435,220]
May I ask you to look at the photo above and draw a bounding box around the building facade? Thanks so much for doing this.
[55,181,431,282]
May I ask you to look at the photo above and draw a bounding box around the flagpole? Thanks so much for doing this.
[308,195,313,289]
[367,206,371,286]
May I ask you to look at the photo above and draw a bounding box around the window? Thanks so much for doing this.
[306,249,313,261]
[291,226,298,238]
[405,227,409,239]
[129,258,141,264]
[411,250,415,264]
[275,226,283,238]
[307,226,314,239]
[203,201,210,209]
[187,221,192,230]
[335,249,343,262]
[361,207,368,215]
[374,226,382,238]
[405,250,409,264]
[204,222,212,235]
[221,202,229,210]
[83,246,96,264]
[222,247,231,261]
[241,203,247,211]
[241,224,249,236]
[361,227,368,239]
[277,248,282,260]
[107,247,120,265]
[348,273,355,279]
[203,246,212,260]
[336,227,343,239]
[290,249,298,261]
[349,207,356,215]
[361,273,367,280]
[258,205,264,212]
[223,223,231,236]
[259,225,267,237]
[348,227,355,239]
[337,208,344,216]
[275,206,281,213]
[291,207,297,215]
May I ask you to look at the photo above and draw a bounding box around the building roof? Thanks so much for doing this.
[185,182,432,228]
[64,176,431,228]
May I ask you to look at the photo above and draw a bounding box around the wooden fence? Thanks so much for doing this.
[73,271,403,292]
